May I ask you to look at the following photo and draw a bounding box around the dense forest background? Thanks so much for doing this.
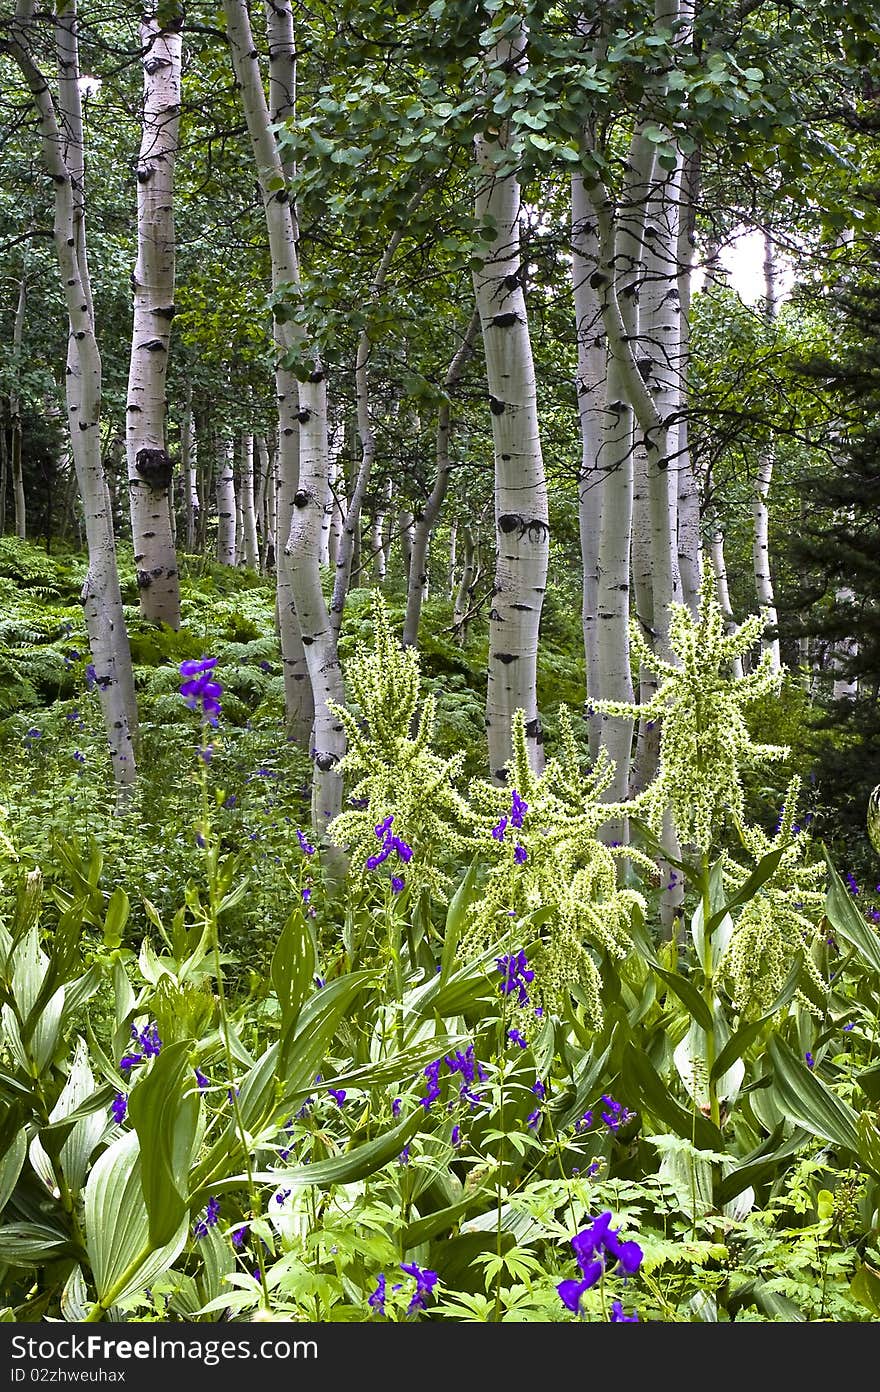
[2,0,880,1327]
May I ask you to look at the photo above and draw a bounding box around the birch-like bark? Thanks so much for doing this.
[8,0,137,785]
[571,172,606,756]
[329,189,428,639]
[453,523,476,641]
[126,4,182,626]
[215,438,236,564]
[473,26,549,779]
[369,478,391,580]
[181,393,198,552]
[675,146,701,613]
[752,232,781,669]
[447,517,457,597]
[224,0,340,814]
[709,524,744,680]
[239,433,259,569]
[10,268,27,539]
[402,312,479,649]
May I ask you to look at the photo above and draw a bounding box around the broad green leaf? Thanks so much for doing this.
[0,1221,73,1265]
[850,1263,880,1317]
[127,1041,200,1247]
[705,846,785,937]
[766,1035,860,1154]
[271,909,315,1034]
[622,1042,724,1152]
[0,1129,26,1213]
[208,1105,426,1195]
[84,1130,189,1309]
[103,888,130,951]
[710,953,803,1081]
[822,845,880,975]
[651,963,713,1031]
[440,856,480,985]
[402,1191,490,1249]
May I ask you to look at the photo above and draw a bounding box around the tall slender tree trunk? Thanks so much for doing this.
[473,25,549,780]
[453,523,476,642]
[10,268,27,539]
[403,311,478,649]
[215,438,236,565]
[181,392,197,553]
[571,171,606,757]
[224,0,339,816]
[709,524,744,680]
[239,433,259,569]
[752,233,781,670]
[126,3,182,626]
[8,0,137,787]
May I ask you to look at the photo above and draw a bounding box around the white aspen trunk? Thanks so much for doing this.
[224,0,340,819]
[126,5,182,627]
[9,1,137,786]
[284,366,347,828]
[473,26,549,780]
[215,438,236,565]
[709,524,744,680]
[453,523,476,641]
[327,448,343,570]
[234,468,243,565]
[275,417,316,746]
[831,586,858,700]
[752,232,781,669]
[369,478,391,581]
[587,140,653,808]
[571,172,606,756]
[256,436,273,570]
[329,192,427,639]
[403,313,479,649]
[239,433,259,569]
[10,269,27,539]
[398,507,415,580]
[675,145,701,613]
[447,516,458,597]
[181,395,198,552]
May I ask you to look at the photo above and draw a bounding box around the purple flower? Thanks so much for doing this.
[419,1059,443,1110]
[375,814,394,838]
[398,1146,410,1165]
[302,887,312,903]
[85,663,97,690]
[392,1097,402,1118]
[179,657,222,726]
[496,950,534,1006]
[610,1300,639,1322]
[368,1274,386,1314]
[451,1124,461,1148]
[111,1092,127,1124]
[568,1212,643,1288]
[391,876,405,893]
[526,1109,541,1129]
[199,745,214,765]
[575,1109,594,1133]
[327,1089,346,1106]
[119,1052,142,1073]
[846,871,859,895]
[507,1028,527,1049]
[274,1188,292,1205]
[491,816,508,841]
[194,1067,210,1090]
[73,750,85,764]
[24,727,41,741]
[297,829,315,856]
[532,1079,546,1099]
[134,1022,162,1059]
[231,1225,247,1249]
[194,1196,221,1239]
[400,1262,438,1315]
[510,789,528,828]
[844,1022,855,1031]
[514,844,528,865]
[805,1051,814,1069]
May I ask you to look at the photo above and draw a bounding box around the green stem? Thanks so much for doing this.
[83,1244,152,1322]
[699,851,723,1236]
[199,734,270,1311]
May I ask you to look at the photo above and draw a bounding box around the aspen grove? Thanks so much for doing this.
[0,0,879,1329]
